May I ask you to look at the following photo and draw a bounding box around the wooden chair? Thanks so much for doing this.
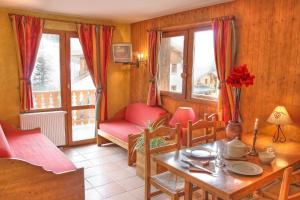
[254,167,300,200]
[187,115,217,147]
[186,114,223,199]
[144,124,184,200]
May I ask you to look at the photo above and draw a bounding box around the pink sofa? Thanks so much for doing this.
[97,103,169,165]
[0,120,84,200]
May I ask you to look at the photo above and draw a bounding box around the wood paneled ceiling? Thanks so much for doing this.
[0,0,233,23]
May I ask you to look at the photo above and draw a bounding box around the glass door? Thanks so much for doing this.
[31,33,63,111]
[66,33,96,144]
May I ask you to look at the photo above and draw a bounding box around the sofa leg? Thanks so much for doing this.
[97,134,110,147]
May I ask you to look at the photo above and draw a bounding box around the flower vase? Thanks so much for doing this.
[226,120,242,140]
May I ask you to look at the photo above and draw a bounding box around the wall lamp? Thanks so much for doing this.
[131,52,146,68]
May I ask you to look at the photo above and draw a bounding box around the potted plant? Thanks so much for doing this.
[225,64,255,140]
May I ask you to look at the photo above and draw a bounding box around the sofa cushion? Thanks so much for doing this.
[125,103,167,127]
[99,119,143,142]
[0,125,13,158]
[6,131,76,173]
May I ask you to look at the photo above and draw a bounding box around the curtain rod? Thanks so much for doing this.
[8,13,115,28]
[211,15,235,20]
[146,15,235,32]
[146,20,211,32]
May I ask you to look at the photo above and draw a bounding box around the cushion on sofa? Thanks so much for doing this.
[125,103,167,127]
[0,125,13,158]
[6,131,76,173]
[99,119,144,142]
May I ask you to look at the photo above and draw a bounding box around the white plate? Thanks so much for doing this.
[191,150,211,158]
[226,161,263,176]
[183,148,215,159]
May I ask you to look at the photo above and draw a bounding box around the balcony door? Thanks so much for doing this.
[66,33,96,145]
[32,30,97,146]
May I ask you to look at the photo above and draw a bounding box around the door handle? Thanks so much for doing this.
[181,72,187,78]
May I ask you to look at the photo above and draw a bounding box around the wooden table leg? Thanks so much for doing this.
[184,181,193,200]
[204,191,209,200]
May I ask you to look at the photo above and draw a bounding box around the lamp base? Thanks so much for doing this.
[272,125,286,143]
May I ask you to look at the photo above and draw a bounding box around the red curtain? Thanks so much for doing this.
[11,15,44,111]
[77,24,97,82]
[212,17,236,123]
[77,24,113,129]
[147,30,162,106]
[99,26,113,120]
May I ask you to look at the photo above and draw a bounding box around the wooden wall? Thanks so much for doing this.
[130,0,300,142]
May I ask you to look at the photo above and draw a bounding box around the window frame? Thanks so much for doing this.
[187,25,218,102]
[28,29,67,113]
[159,30,188,100]
[65,32,96,145]
[159,25,218,103]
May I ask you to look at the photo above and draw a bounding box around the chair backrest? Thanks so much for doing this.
[187,115,217,147]
[144,124,180,179]
[279,167,300,200]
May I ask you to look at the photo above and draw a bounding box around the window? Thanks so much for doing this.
[31,33,61,109]
[158,26,218,101]
[158,33,186,95]
[70,37,96,142]
[70,37,96,107]
[171,64,178,74]
[192,29,218,99]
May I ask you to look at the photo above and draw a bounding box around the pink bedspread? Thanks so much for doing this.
[6,132,76,174]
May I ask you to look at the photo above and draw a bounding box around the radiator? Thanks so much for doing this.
[20,111,67,146]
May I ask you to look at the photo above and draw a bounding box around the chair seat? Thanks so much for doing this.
[257,179,300,199]
[151,171,185,194]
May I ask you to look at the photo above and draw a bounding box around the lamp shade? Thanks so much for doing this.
[267,106,293,125]
[169,107,196,128]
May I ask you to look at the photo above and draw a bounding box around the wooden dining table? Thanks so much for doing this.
[155,134,300,200]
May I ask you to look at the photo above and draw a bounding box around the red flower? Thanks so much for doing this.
[226,64,255,88]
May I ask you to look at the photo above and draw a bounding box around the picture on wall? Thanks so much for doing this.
[112,43,132,63]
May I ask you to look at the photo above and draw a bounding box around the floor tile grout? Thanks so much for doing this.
[62,144,170,200]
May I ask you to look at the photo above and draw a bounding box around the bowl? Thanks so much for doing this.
[258,152,276,164]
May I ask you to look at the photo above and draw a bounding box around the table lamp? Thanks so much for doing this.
[267,106,292,143]
[169,107,196,128]
[169,107,196,145]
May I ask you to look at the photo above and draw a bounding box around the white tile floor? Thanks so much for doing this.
[62,144,172,200]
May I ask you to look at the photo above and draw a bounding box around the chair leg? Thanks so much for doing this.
[171,195,179,200]
[184,181,193,200]
[145,178,151,200]
[204,191,210,200]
